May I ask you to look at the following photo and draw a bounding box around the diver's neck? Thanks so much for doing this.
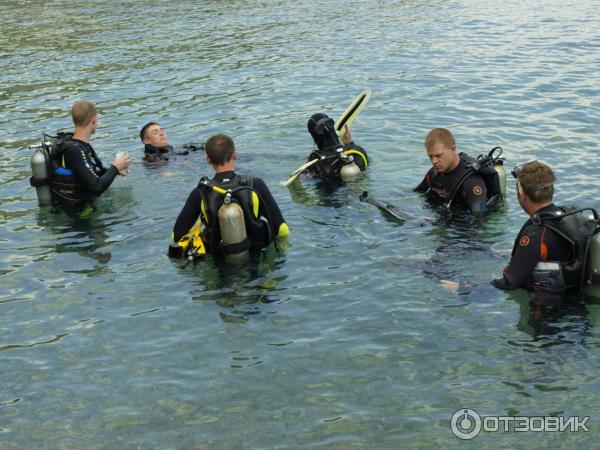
[213,162,236,173]
[73,127,92,143]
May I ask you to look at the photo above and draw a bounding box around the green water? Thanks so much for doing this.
[1,0,600,448]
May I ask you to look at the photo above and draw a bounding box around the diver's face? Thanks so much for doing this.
[426,141,457,173]
[143,124,169,147]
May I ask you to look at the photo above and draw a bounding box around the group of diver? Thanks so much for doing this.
[30,100,600,296]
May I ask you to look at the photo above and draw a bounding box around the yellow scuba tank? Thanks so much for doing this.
[218,192,250,264]
[340,160,361,182]
[30,145,52,206]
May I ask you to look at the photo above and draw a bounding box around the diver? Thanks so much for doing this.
[45,100,131,206]
[140,121,203,163]
[171,134,289,261]
[492,161,600,293]
[305,113,369,184]
[414,128,505,213]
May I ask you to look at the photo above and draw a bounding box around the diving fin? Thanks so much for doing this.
[359,191,409,222]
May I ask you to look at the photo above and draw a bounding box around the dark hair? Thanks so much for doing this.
[425,128,455,150]
[518,161,555,203]
[205,134,235,166]
[140,122,159,142]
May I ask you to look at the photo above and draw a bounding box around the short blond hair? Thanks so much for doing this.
[72,100,97,127]
[425,128,455,150]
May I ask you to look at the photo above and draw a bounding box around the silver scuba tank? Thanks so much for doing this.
[494,162,507,197]
[30,147,53,206]
[340,157,362,182]
[218,193,249,264]
[586,231,600,285]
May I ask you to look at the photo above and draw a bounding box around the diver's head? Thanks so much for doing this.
[307,113,342,154]
[140,122,169,148]
[205,134,237,170]
[72,100,98,135]
[424,128,459,174]
[513,161,555,212]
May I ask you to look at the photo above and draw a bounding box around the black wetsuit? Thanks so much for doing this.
[173,171,286,243]
[307,141,369,182]
[144,144,173,162]
[492,204,572,290]
[415,158,488,212]
[59,139,119,197]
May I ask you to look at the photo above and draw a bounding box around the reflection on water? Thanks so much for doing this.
[514,291,594,343]
[180,243,288,322]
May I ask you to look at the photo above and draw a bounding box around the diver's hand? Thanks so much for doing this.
[341,125,353,145]
[113,152,132,175]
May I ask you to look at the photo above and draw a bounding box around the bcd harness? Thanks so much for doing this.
[36,132,103,205]
[197,175,275,256]
[518,206,600,291]
[308,147,368,182]
[428,147,505,210]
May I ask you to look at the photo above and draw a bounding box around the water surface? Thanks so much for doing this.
[1,0,600,448]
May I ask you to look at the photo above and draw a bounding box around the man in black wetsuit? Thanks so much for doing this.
[140,122,175,162]
[414,128,489,212]
[306,113,368,183]
[51,100,131,205]
[173,134,289,255]
[140,122,203,162]
[492,161,579,292]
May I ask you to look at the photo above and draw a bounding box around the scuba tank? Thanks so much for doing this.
[339,151,362,182]
[494,160,507,197]
[218,192,250,264]
[585,230,600,296]
[30,147,52,206]
[586,227,600,285]
[340,156,361,182]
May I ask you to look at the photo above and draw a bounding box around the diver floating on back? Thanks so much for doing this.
[139,121,204,163]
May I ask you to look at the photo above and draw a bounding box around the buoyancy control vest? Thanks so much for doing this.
[30,131,88,205]
[308,147,366,183]
[524,206,600,292]
[430,147,505,210]
[197,175,274,255]
[306,113,367,183]
[44,132,104,205]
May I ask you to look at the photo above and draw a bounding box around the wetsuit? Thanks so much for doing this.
[56,139,119,199]
[306,112,368,183]
[144,144,173,162]
[492,204,573,291]
[307,142,368,182]
[414,156,488,212]
[173,171,287,245]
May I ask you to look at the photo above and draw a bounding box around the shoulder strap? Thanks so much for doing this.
[443,155,474,209]
[444,148,503,209]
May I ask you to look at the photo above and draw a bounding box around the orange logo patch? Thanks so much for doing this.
[473,185,483,196]
[519,236,530,247]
